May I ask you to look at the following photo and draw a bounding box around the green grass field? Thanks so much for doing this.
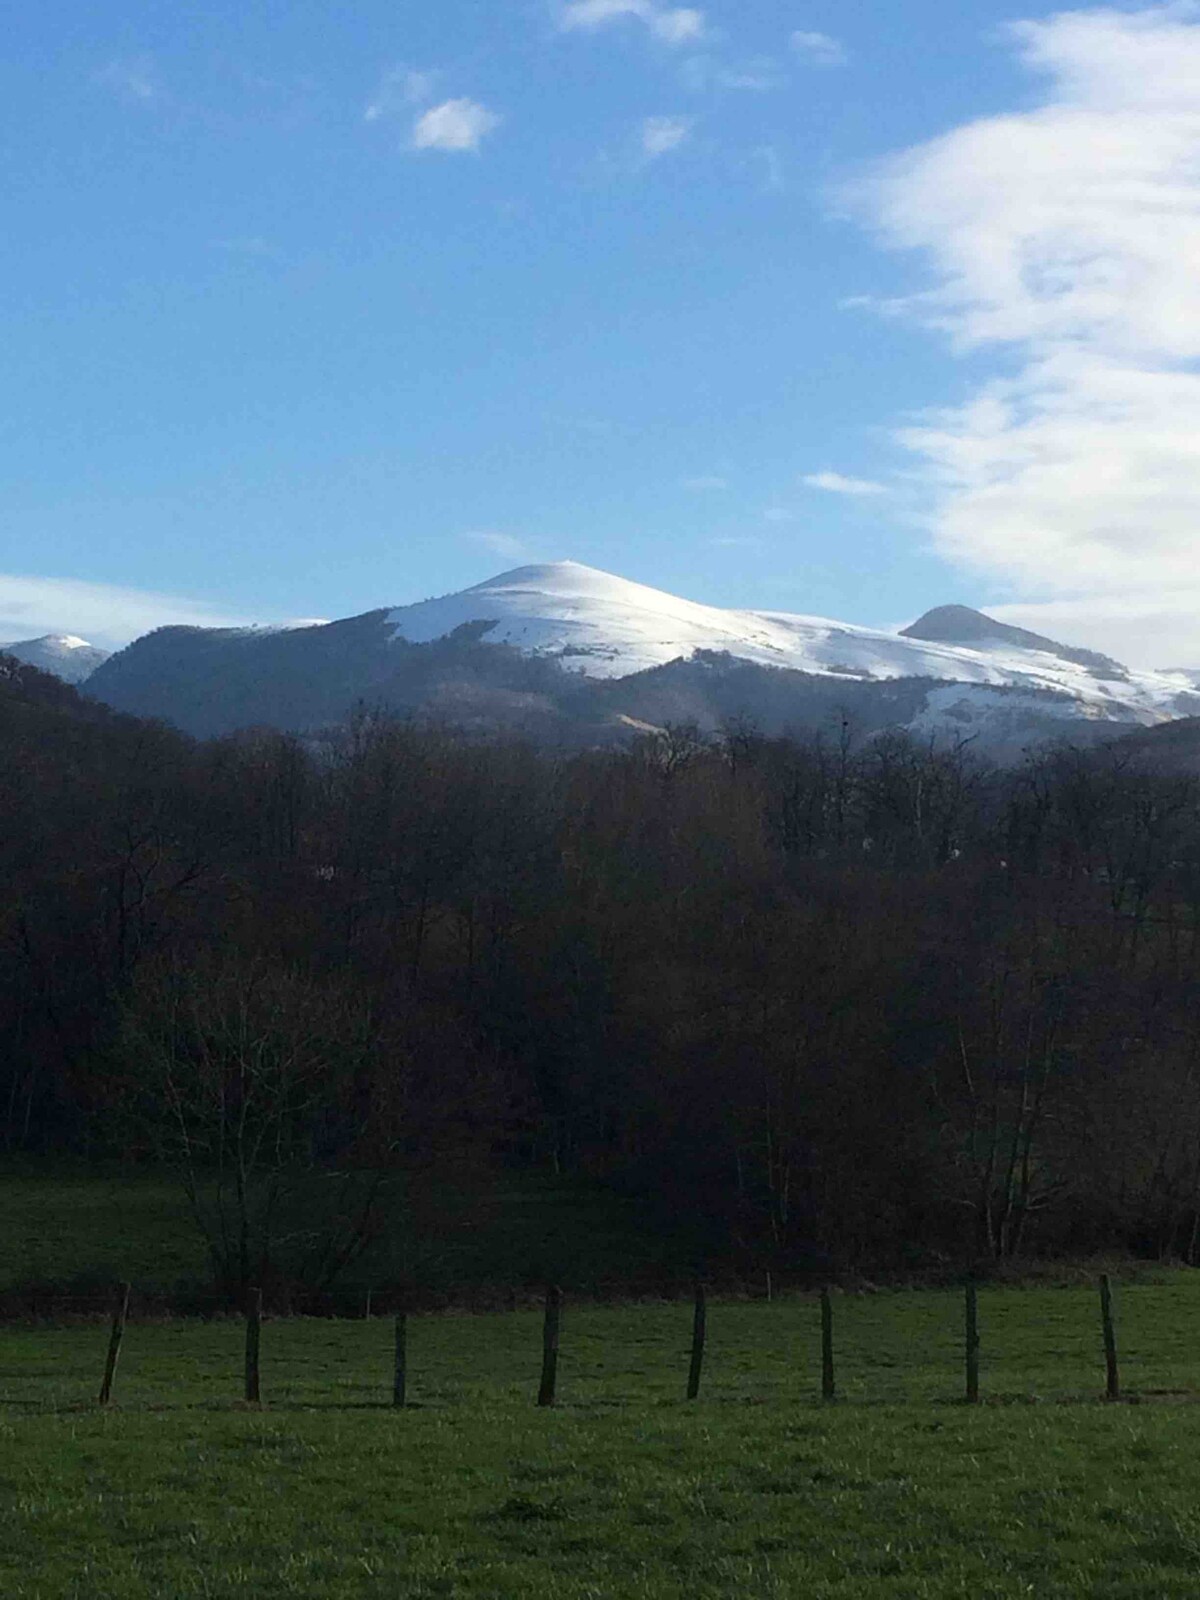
[6,1280,1200,1597]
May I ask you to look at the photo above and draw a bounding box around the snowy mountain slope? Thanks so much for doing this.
[387,563,1190,726]
[0,634,110,684]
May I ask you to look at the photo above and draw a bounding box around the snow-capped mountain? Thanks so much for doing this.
[386,562,1190,721]
[86,561,1200,755]
[0,634,110,684]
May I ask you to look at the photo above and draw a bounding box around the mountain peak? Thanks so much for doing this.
[467,561,648,595]
[902,605,1020,646]
[901,605,1125,677]
[0,634,111,684]
[2,632,95,651]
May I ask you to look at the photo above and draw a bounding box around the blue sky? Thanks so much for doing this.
[5,1,1200,663]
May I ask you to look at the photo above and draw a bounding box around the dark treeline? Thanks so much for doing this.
[6,652,1200,1289]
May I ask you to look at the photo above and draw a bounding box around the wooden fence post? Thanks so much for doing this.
[537,1285,561,1407]
[98,1281,131,1407]
[393,1310,408,1409]
[245,1288,263,1405]
[1100,1274,1120,1401]
[687,1282,707,1400]
[965,1280,980,1404]
[820,1288,836,1401]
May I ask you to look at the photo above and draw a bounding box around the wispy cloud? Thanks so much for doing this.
[364,65,438,122]
[802,471,887,496]
[719,62,782,91]
[559,0,707,47]
[94,55,163,105]
[790,30,845,66]
[708,535,762,548]
[682,474,728,490]
[681,55,783,92]
[850,2,1200,663]
[0,573,249,651]
[763,507,796,523]
[641,114,693,158]
[412,99,502,153]
[465,531,533,561]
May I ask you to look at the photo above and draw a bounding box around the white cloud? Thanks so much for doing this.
[559,1,707,47]
[851,2,1200,663]
[0,573,250,651]
[708,535,762,548]
[802,471,887,496]
[365,65,438,122]
[465,531,533,561]
[652,7,706,45]
[641,114,693,157]
[988,592,1200,670]
[682,475,728,490]
[790,31,845,66]
[94,56,162,104]
[763,507,796,523]
[412,99,501,153]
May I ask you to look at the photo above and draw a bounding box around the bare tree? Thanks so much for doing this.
[116,950,386,1295]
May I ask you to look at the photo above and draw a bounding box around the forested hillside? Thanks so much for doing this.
[6,649,1200,1289]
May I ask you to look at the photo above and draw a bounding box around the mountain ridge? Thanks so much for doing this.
[380,563,1184,707]
[83,561,1200,757]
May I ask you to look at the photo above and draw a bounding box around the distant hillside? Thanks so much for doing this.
[87,613,587,742]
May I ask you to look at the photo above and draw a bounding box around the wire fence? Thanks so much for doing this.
[1,1272,1181,1414]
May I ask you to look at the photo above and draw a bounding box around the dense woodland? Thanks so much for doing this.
[6,650,1200,1292]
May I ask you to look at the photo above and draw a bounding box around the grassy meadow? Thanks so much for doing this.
[6,1280,1200,1597]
